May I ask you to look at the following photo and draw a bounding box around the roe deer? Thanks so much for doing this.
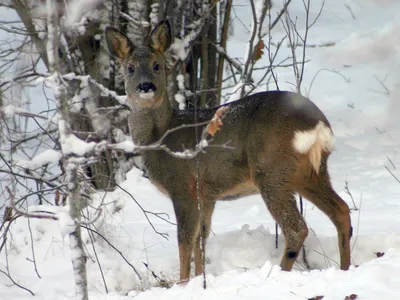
[105,20,352,282]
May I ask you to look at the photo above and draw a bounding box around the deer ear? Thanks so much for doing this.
[105,27,134,60]
[149,20,171,53]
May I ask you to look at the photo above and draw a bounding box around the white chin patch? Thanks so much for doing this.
[139,92,155,99]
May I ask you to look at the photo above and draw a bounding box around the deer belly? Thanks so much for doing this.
[150,179,169,196]
[218,180,259,201]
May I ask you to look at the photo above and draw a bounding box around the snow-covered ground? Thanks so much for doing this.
[2,0,400,299]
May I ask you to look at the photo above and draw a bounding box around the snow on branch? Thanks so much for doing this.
[58,119,106,156]
[16,149,62,169]
[5,187,59,221]
[213,43,243,73]
[170,18,205,61]
[170,1,219,62]
[62,73,127,105]
[63,0,103,30]
[110,105,232,159]
[119,11,150,29]
[11,104,231,177]
[5,186,102,231]
[1,104,50,120]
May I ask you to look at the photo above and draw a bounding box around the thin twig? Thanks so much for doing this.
[0,268,35,296]
[216,0,233,101]
[0,216,21,253]
[270,0,293,29]
[307,225,332,268]
[344,3,356,20]
[142,262,169,288]
[285,41,336,48]
[5,187,59,220]
[86,224,108,293]
[27,216,41,278]
[116,184,172,240]
[110,109,233,159]
[344,180,358,210]
[387,156,396,170]
[79,207,103,226]
[351,192,362,254]
[0,71,44,88]
[308,68,350,98]
[240,0,258,98]
[81,225,142,281]
[368,74,390,96]
[385,166,400,184]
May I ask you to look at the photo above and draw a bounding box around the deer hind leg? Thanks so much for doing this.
[260,185,308,271]
[250,144,308,270]
[173,200,200,281]
[194,201,215,276]
[294,155,352,270]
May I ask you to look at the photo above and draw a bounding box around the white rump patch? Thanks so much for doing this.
[293,121,335,154]
[139,92,155,99]
[293,121,335,173]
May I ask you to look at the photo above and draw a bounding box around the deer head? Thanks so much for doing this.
[105,21,172,108]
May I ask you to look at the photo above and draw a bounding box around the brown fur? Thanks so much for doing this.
[105,20,352,282]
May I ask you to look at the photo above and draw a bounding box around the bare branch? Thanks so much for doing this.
[0,71,44,88]
[385,166,400,184]
[308,68,350,97]
[240,0,258,98]
[368,74,390,96]
[116,183,172,240]
[387,156,396,170]
[270,0,292,30]
[0,268,34,296]
[27,216,41,278]
[344,180,358,211]
[216,0,233,101]
[81,225,142,281]
[6,187,59,220]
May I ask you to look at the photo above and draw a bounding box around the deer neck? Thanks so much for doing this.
[128,97,173,146]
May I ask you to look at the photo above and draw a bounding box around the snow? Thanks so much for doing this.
[170,19,204,61]
[57,211,76,239]
[61,131,97,156]
[174,94,186,110]
[2,1,400,300]
[63,0,102,32]
[1,104,35,118]
[58,119,100,156]
[111,140,136,152]
[16,149,62,169]
[174,74,186,110]
[225,81,246,103]
[176,74,185,90]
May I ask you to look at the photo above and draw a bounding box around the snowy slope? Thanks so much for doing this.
[2,0,400,299]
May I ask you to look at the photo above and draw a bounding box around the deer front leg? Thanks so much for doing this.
[173,200,200,282]
[194,201,215,276]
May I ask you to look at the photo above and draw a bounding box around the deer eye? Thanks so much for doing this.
[153,62,160,72]
[127,64,135,74]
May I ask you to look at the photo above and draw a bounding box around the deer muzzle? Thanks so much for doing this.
[136,82,157,94]
[128,82,162,108]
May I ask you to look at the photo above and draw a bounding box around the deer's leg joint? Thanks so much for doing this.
[287,250,297,259]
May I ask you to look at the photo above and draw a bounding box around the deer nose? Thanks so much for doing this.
[136,82,157,93]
